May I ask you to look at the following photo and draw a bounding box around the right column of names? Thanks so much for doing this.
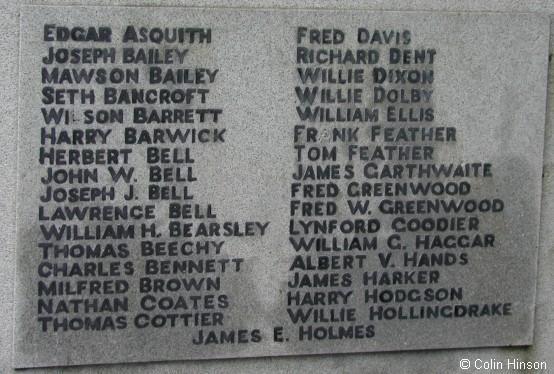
[289,26,510,344]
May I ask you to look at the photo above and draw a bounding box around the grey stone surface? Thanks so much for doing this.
[1,1,554,373]
[13,5,550,369]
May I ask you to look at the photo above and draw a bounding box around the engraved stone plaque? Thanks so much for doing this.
[14,5,549,368]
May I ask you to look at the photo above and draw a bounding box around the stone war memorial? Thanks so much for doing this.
[3,1,553,372]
